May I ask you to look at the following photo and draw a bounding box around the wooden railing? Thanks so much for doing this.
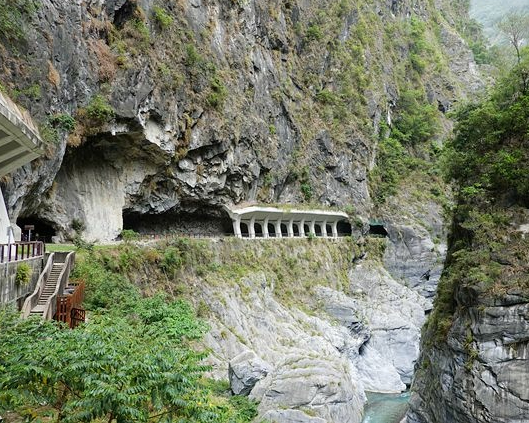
[43,252,75,321]
[0,241,44,263]
[56,280,85,328]
[21,253,55,318]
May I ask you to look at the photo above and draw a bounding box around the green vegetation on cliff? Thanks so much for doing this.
[425,49,529,341]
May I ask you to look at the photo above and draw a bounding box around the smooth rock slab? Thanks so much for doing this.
[250,354,364,423]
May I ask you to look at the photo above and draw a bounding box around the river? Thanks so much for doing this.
[361,391,410,423]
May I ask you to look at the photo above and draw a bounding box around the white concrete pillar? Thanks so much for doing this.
[0,189,10,244]
[249,216,256,239]
[232,216,242,238]
[263,217,270,238]
[309,220,316,236]
[299,219,305,237]
[274,220,282,238]
[322,220,328,238]
[287,219,294,238]
[332,221,338,238]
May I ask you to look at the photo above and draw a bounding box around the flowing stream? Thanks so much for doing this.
[361,391,410,423]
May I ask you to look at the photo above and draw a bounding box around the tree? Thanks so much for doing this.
[497,12,529,63]
[0,303,215,423]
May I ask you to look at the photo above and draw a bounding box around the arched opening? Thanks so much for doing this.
[304,224,310,236]
[254,222,263,237]
[326,224,333,237]
[122,206,234,237]
[337,221,352,236]
[240,222,249,238]
[293,223,300,237]
[315,224,323,237]
[268,223,276,237]
[369,221,388,237]
[16,216,57,243]
[280,223,288,237]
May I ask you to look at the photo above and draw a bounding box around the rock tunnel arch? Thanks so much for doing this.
[122,206,234,238]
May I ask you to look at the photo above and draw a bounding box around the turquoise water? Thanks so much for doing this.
[361,391,410,423]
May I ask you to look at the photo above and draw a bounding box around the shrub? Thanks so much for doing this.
[121,229,140,243]
[70,218,85,234]
[49,113,76,132]
[85,94,114,123]
[306,24,323,41]
[152,5,173,29]
[185,44,202,67]
[15,263,31,286]
[301,182,313,202]
[207,76,228,109]
[161,246,184,275]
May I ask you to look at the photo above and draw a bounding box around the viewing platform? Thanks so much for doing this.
[0,91,43,178]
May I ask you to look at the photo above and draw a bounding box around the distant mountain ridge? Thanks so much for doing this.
[470,0,529,43]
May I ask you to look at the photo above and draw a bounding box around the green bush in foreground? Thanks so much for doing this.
[0,253,258,423]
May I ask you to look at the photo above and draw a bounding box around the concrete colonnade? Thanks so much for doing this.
[227,206,348,239]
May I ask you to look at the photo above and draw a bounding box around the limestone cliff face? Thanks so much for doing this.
[1,0,479,243]
[408,205,529,423]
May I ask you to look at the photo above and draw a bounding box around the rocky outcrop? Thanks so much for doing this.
[228,350,271,395]
[186,239,434,422]
[409,300,529,423]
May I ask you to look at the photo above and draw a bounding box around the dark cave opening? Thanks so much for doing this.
[268,223,276,237]
[122,208,233,238]
[16,216,56,243]
[369,222,388,237]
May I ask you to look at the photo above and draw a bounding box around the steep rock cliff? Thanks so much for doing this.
[1,0,479,243]
[408,54,529,422]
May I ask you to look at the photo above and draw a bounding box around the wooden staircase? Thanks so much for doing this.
[29,263,65,317]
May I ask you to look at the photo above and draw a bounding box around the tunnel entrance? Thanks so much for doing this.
[369,220,388,237]
[122,207,233,238]
[16,216,57,243]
